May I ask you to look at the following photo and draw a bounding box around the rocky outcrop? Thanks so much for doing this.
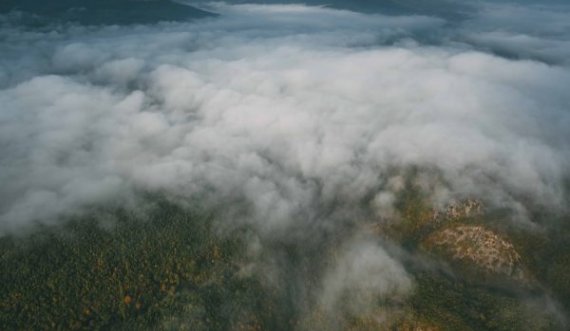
[430,199,483,222]
[424,225,527,280]
[395,319,441,331]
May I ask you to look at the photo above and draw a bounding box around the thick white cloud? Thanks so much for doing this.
[0,2,569,237]
[318,240,412,314]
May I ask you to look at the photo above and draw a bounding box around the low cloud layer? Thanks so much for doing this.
[319,240,412,314]
[1,2,569,236]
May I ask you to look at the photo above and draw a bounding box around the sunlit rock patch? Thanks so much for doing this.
[423,225,527,280]
[345,311,443,331]
[430,199,483,223]
[395,319,441,331]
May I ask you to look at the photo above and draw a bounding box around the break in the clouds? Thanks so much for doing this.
[0,1,569,238]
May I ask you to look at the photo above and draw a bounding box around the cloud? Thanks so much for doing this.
[1,2,569,236]
[318,240,412,315]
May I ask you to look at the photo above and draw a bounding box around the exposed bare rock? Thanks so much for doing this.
[431,199,483,223]
[396,320,441,331]
[340,309,441,331]
[424,225,527,280]
[365,198,484,242]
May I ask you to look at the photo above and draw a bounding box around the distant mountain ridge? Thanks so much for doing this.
[184,0,473,20]
[0,0,215,26]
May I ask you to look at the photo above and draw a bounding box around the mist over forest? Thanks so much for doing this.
[1,1,569,330]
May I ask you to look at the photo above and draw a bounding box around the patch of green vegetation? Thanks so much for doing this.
[388,180,476,248]
[408,272,561,331]
[1,185,569,330]
[0,198,273,330]
[388,178,437,247]
[508,216,570,314]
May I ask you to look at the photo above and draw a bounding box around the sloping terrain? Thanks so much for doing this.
[1,187,568,330]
